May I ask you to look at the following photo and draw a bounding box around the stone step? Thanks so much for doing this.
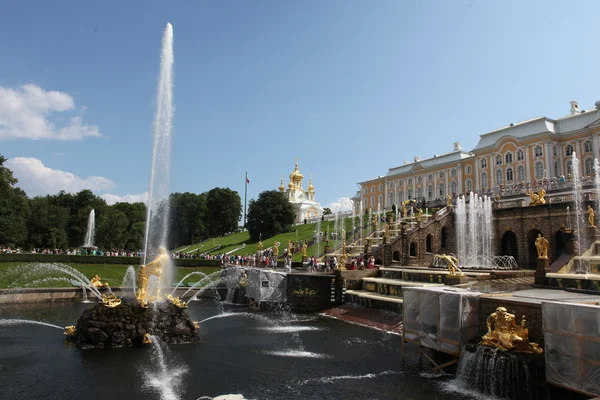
[361,278,443,297]
[362,277,444,287]
[345,290,404,313]
[345,290,404,304]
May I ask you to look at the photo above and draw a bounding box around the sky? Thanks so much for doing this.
[2,1,600,213]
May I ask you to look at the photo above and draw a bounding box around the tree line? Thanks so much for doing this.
[0,155,242,250]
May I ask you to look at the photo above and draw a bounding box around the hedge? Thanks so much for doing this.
[0,253,220,267]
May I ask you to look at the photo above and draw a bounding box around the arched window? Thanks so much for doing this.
[495,155,502,165]
[466,179,472,192]
[397,191,403,203]
[451,181,457,194]
[505,152,513,164]
[567,161,573,176]
[439,172,444,179]
[398,179,403,186]
[566,144,574,156]
[584,141,593,153]
[388,192,394,206]
[428,174,433,181]
[379,184,383,191]
[389,182,394,190]
[371,185,376,193]
[451,169,457,177]
[364,187,368,194]
[554,160,560,178]
[481,172,488,188]
[517,165,525,181]
[480,158,487,169]
[408,178,412,185]
[427,185,433,199]
[417,176,423,183]
[553,146,558,157]
[535,145,543,157]
[410,242,417,257]
[535,161,544,179]
[506,168,514,182]
[517,149,524,161]
[426,234,433,253]
[585,158,594,175]
[466,165,472,174]
[438,183,445,197]
[378,195,383,206]
[408,188,413,199]
[371,197,375,207]
[417,187,423,198]
[495,169,503,185]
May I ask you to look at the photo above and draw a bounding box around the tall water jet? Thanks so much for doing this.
[358,200,363,245]
[83,209,95,248]
[571,153,584,264]
[143,23,175,285]
[455,192,493,269]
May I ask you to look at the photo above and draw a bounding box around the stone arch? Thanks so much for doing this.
[527,229,543,269]
[392,250,401,261]
[501,230,518,259]
[410,242,417,257]
[426,234,433,253]
[441,226,448,248]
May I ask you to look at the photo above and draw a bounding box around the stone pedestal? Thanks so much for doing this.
[534,257,550,286]
[445,274,469,285]
[324,245,331,254]
[302,256,307,263]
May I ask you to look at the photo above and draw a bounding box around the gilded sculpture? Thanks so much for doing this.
[90,275,106,288]
[337,254,347,270]
[63,325,76,337]
[534,234,549,259]
[135,246,169,303]
[273,241,279,257]
[446,194,452,208]
[143,333,152,344]
[526,188,546,206]
[101,293,122,308]
[588,205,596,228]
[301,241,307,257]
[434,254,463,276]
[166,294,188,309]
[287,240,292,254]
[416,208,423,223]
[257,241,263,251]
[480,307,543,354]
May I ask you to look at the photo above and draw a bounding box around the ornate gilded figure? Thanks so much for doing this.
[101,293,122,308]
[63,325,76,337]
[434,254,463,276]
[588,205,596,228]
[273,241,279,257]
[534,234,549,259]
[143,333,152,344]
[446,194,452,207]
[90,275,105,288]
[526,188,546,206]
[165,294,188,309]
[135,247,169,302]
[416,208,423,223]
[301,241,307,257]
[480,307,543,354]
[257,241,263,251]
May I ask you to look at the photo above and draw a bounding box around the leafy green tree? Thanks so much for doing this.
[66,190,107,247]
[113,202,147,250]
[168,192,208,249]
[246,190,295,242]
[205,187,241,237]
[323,207,332,215]
[0,155,30,247]
[27,195,69,249]
[96,207,129,249]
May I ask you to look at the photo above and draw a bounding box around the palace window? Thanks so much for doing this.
[408,178,412,185]
[398,191,403,203]
[428,174,433,182]
[371,197,375,208]
[364,187,368,194]
[481,172,488,188]
[451,181,457,195]
[371,186,376,193]
[516,149,524,161]
[495,169,502,185]
[438,183,445,197]
[388,192,394,206]
[535,161,544,179]
[480,158,487,169]
[495,155,502,165]
[506,168,514,182]
[417,188,423,198]
[417,177,422,183]
[466,179,472,192]
[408,188,413,199]
[567,161,573,176]
[553,146,558,157]
[534,145,543,157]
[505,152,513,164]
[439,172,444,179]
[378,195,383,206]
[398,179,403,186]
[466,165,472,174]
[584,140,593,153]
[566,144,574,157]
[428,185,433,199]
[517,165,525,181]
[389,182,394,190]
[585,158,594,176]
[451,169,457,177]
[379,184,383,191]
[554,161,560,178]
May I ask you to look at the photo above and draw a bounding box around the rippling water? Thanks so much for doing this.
[0,301,482,400]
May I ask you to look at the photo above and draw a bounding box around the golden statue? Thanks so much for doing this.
[337,254,347,270]
[143,333,152,344]
[534,234,549,259]
[401,202,407,217]
[101,293,122,308]
[480,307,543,354]
[273,242,279,257]
[372,214,378,228]
[341,239,347,256]
[90,275,105,288]
[301,241,307,257]
[385,224,390,238]
[526,188,546,206]
[434,254,463,276]
[193,321,200,329]
[135,247,169,302]
[588,205,596,228]
[64,325,76,337]
[165,294,188,309]
[446,194,452,207]
[416,208,423,222]
[287,240,292,254]
[257,241,263,251]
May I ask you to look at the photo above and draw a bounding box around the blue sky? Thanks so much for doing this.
[2,1,600,210]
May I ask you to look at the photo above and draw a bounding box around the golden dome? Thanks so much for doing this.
[288,180,295,189]
[307,174,314,192]
[289,161,304,185]
[278,175,285,192]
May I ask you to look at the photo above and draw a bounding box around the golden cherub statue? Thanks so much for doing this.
[588,205,596,228]
[90,274,105,288]
[143,333,152,344]
[480,307,543,354]
[526,188,546,206]
[301,241,307,257]
[63,325,76,337]
[534,234,549,259]
[136,246,169,303]
[434,254,463,276]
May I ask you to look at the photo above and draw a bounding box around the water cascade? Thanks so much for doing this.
[571,153,584,263]
[143,22,175,286]
[143,335,186,400]
[83,209,95,247]
[455,192,493,269]
[315,218,321,258]
[121,266,137,298]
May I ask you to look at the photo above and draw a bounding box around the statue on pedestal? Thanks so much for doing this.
[480,307,543,354]
[257,241,263,251]
[434,254,463,276]
[301,241,307,257]
[446,194,452,208]
[588,205,596,228]
[534,234,549,259]
[526,188,546,206]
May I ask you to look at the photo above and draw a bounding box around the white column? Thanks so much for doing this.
[593,133,600,161]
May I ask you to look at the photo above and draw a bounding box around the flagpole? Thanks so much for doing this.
[244,171,248,229]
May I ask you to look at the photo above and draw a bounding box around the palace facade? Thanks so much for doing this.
[355,100,600,213]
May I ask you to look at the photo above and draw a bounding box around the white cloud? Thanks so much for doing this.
[101,192,148,205]
[0,84,101,140]
[326,197,354,213]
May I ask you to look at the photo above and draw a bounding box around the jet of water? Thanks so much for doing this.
[83,209,95,247]
[0,319,63,330]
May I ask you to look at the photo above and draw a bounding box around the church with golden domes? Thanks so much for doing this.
[278,160,324,223]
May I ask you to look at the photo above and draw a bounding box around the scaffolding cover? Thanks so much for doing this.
[246,269,287,303]
[403,287,480,355]
[542,301,600,396]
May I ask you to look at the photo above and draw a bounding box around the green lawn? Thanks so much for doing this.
[0,263,220,289]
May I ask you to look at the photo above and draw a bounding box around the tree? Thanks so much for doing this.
[323,207,332,215]
[96,208,129,249]
[205,187,241,237]
[66,190,107,247]
[27,195,69,249]
[168,192,207,249]
[0,155,30,247]
[246,190,295,242]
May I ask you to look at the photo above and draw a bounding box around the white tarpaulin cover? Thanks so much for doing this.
[542,301,600,396]
[246,269,287,303]
[403,286,480,355]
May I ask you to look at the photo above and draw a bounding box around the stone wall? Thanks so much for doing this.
[286,273,336,312]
